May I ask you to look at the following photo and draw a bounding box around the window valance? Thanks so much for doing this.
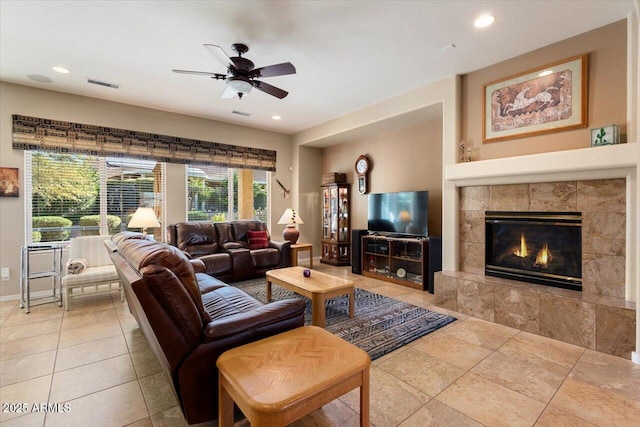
[12,115,277,171]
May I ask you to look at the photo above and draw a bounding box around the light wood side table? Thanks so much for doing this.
[217,325,370,427]
[290,243,313,268]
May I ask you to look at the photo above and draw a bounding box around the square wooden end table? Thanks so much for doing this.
[217,325,370,427]
[290,243,313,268]
[266,266,354,327]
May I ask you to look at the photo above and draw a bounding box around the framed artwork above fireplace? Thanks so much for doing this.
[482,54,588,143]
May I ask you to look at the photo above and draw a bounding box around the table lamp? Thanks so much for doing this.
[128,207,160,235]
[277,208,304,244]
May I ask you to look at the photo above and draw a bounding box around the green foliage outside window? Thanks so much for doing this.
[32,216,73,242]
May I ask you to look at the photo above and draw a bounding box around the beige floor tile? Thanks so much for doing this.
[65,292,117,312]
[377,347,465,396]
[123,417,154,427]
[2,303,63,327]
[0,318,62,343]
[61,306,119,331]
[534,406,598,426]
[340,367,430,427]
[0,375,52,423]
[44,380,148,427]
[568,349,640,402]
[471,351,568,403]
[0,331,59,362]
[550,377,640,426]
[50,354,136,402]
[138,372,178,416]
[57,319,122,348]
[0,350,56,387]
[54,335,128,372]
[392,290,434,308]
[0,300,19,317]
[290,399,361,427]
[0,315,9,328]
[498,331,584,371]
[119,316,140,333]
[130,347,162,378]
[124,329,149,352]
[441,317,518,350]
[398,400,484,427]
[0,411,46,426]
[436,373,545,427]
[412,331,492,370]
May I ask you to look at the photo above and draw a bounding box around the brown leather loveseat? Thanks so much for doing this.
[167,220,290,282]
[106,232,305,424]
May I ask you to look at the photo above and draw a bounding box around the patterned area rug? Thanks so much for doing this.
[233,278,456,360]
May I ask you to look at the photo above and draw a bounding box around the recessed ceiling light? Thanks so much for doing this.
[52,66,70,74]
[474,14,496,28]
[538,70,553,77]
[272,115,281,120]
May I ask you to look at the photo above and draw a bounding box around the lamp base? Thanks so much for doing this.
[282,225,300,244]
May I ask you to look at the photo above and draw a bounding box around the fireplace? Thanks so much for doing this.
[485,211,582,291]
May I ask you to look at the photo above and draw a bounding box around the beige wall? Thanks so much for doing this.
[462,20,627,161]
[321,119,443,236]
[0,82,293,298]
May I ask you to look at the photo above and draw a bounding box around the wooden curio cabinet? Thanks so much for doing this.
[320,183,351,266]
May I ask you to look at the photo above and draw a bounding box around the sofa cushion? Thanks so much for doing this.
[176,222,219,256]
[247,230,269,250]
[250,248,281,269]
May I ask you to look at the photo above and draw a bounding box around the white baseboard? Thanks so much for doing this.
[632,351,640,365]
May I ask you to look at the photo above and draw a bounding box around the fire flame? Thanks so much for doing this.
[513,234,528,258]
[535,243,551,268]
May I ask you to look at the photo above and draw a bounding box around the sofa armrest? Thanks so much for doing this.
[189,258,206,274]
[203,298,305,341]
[270,240,291,267]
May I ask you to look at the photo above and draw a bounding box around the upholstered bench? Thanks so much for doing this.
[61,235,123,310]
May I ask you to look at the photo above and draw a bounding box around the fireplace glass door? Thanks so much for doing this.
[485,212,582,291]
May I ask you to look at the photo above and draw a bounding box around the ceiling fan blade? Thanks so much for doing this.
[250,62,296,78]
[172,69,226,79]
[203,44,238,70]
[252,80,289,99]
[220,85,237,99]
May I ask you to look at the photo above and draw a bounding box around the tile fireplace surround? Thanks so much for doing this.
[437,144,638,360]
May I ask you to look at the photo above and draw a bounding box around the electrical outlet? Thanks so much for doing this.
[1,267,9,281]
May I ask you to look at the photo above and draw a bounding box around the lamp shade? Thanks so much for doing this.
[128,207,160,230]
[277,208,304,225]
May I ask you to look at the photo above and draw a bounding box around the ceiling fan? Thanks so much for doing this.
[173,43,296,99]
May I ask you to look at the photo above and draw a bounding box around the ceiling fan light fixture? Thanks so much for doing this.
[227,77,253,96]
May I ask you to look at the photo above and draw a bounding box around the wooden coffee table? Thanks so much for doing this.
[266,266,354,327]
[217,325,370,427]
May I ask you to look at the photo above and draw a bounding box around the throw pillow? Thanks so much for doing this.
[66,258,88,275]
[247,230,269,250]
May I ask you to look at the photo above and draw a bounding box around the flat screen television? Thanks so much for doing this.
[368,191,429,237]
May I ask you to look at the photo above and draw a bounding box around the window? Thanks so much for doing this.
[25,151,164,243]
[187,164,269,223]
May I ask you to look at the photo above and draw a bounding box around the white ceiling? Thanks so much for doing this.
[0,1,634,136]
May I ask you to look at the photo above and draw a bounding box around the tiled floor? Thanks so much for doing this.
[1,264,639,426]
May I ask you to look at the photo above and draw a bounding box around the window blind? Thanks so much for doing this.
[13,115,277,171]
[25,150,164,243]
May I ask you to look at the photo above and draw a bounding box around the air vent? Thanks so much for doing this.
[87,78,120,89]
[231,110,252,117]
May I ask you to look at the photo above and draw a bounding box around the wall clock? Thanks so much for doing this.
[355,154,370,194]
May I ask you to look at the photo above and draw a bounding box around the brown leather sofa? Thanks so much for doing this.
[106,232,305,424]
[167,220,291,282]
